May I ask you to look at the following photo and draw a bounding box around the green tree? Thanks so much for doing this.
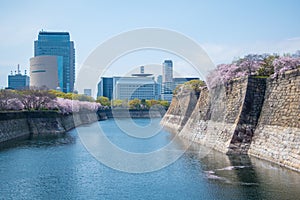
[112,99,123,107]
[184,80,205,96]
[74,94,94,102]
[257,55,278,76]
[96,96,111,106]
[129,98,141,109]
[122,98,129,108]
[158,100,170,109]
[146,99,159,107]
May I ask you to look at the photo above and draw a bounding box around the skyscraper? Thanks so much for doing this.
[34,31,75,92]
[156,75,162,100]
[162,60,173,102]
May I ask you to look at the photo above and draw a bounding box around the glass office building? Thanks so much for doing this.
[8,74,30,90]
[34,31,75,92]
[8,65,30,90]
[97,76,156,100]
[97,77,114,100]
[162,60,173,102]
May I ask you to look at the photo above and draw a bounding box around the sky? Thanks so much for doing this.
[1,0,300,90]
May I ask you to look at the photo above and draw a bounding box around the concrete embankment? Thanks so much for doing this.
[98,108,166,119]
[161,69,300,172]
[0,111,99,144]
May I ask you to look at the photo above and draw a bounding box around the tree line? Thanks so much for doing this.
[0,88,100,114]
[96,96,170,110]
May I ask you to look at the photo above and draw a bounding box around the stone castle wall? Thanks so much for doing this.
[162,68,300,172]
[0,111,99,144]
[160,86,198,134]
[248,69,300,172]
[178,76,266,154]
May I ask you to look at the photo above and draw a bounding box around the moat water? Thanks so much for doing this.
[1,118,300,200]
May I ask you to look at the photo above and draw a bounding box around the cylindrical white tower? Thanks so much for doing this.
[30,55,62,90]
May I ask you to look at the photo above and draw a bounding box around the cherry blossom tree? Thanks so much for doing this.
[0,90,16,110]
[207,53,300,89]
[17,89,56,110]
[0,90,24,110]
[272,56,300,77]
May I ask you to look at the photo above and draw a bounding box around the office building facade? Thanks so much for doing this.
[8,74,30,90]
[162,60,173,102]
[156,75,162,100]
[97,76,156,100]
[97,77,114,100]
[7,65,30,90]
[29,55,63,90]
[115,77,156,100]
[97,62,200,102]
[34,31,75,92]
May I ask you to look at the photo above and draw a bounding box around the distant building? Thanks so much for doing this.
[131,66,153,77]
[97,67,157,100]
[84,89,92,97]
[8,65,29,90]
[114,77,156,100]
[97,77,114,100]
[29,55,63,90]
[34,31,75,92]
[162,60,173,102]
[156,75,162,100]
[97,63,200,101]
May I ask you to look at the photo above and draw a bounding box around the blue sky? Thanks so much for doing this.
[1,0,300,88]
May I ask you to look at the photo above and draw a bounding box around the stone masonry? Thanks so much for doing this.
[162,68,300,172]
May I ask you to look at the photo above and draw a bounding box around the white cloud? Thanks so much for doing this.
[286,37,300,41]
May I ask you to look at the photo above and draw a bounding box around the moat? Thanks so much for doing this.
[1,118,300,200]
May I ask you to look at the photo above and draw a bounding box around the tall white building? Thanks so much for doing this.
[162,60,173,82]
[162,60,173,102]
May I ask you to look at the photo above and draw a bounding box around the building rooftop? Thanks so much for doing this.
[116,77,155,85]
[39,31,69,35]
[131,73,153,77]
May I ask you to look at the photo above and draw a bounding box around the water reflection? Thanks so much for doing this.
[1,120,300,200]
[0,133,76,151]
[185,141,300,199]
